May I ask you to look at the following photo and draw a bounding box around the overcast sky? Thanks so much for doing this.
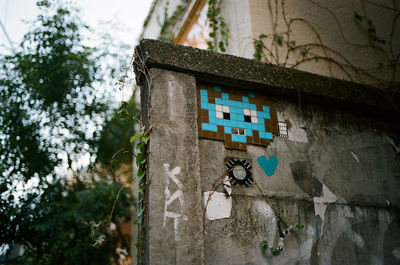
[0,0,152,51]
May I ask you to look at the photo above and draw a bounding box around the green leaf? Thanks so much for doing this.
[271,248,281,256]
[289,40,296,46]
[137,207,144,217]
[142,136,150,144]
[297,224,305,230]
[254,52,262,61]
[130,130,145,144]
[277,35,283,45]
[260,240,269,252]
[259,34,267,39]
[135,240,142,249]
[255,40,263,47]
[300,47,308,55]
[136,152,144,166]
[136,141,145,152]
[137,168,145,181]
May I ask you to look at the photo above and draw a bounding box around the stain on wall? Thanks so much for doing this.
[197,82,278,150]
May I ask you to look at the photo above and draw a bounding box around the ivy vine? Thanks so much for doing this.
[130,128,149,264]
[251,0,397,91]
[158,0,190,42]
[206,0,229,52]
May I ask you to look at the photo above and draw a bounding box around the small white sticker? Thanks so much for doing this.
[203,191,232,220]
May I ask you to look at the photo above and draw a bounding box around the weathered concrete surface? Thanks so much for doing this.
[199,97,400,264]
[135,39,400,115]
[144,69,204,265]
[137,40,400,264]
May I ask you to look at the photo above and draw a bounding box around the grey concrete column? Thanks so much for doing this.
[145,68,204,265]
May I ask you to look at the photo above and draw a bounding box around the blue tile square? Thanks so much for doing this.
[209,117,216,124]
[222,93,229,99]
[249,104,256,110]
[237,121,246,128]
[238,135,246,143]
[231,121,238,127]
[224,127,231,134]
[224,120,231,126]
[222,99,230,106]
[246,129,252,137]
[244,103,250,109]
[216,119,224,126]
[266,132,273,139]
[202,123,209,131]
[252,124,259,130]
[215,98,222,105]
[263,106,270,113]
[214,86,221,92]
[264,113,270,119]
[209,124,218,132]
[259,131,265,139]
[249,92,255,98]
[200,89,208,96]
[209,110,216,118]
[201,96,208,103]
[201,102,208,109]
[237,115,244,122]
[207,103,216,111]
[242,96,249,103]
[232,134,239,142]
[245,123,251,129]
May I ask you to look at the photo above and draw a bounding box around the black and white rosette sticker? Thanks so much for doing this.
[226,159,253,187]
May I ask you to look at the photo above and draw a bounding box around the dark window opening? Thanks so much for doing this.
[223,112,230,120]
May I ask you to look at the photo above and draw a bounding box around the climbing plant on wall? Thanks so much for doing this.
[206,0,229,52]
[252,0,399,92]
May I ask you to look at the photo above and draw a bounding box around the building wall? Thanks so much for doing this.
[140,0,399,87]
[135,39,400,265]
[246,0,399,87]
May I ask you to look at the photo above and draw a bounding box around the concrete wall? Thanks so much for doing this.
[135,39,400,265]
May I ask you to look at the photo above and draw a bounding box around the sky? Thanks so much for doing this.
[0,0,152,51]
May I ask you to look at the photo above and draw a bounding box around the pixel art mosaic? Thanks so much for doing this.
[197,83,278,150]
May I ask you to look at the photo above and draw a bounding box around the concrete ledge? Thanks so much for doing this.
[134,39,399,116]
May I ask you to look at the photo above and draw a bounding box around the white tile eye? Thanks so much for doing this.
[250,110,257,117]
[222,106,230,113]
[215,104,223,111]
[243,109,250,116]
[216,111,223,119]
[251,116,258,123]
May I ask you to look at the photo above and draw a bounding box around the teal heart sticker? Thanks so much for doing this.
[257,155,278,176]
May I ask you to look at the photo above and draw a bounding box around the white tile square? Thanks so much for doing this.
[222,106,230,113]
[216,111,223,119]
[250,110,257,117]
[251,116,258,123]
[243,109,250,116]
[215,104,222,111]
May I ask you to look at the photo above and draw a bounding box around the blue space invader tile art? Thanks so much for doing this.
[197,83,278,150]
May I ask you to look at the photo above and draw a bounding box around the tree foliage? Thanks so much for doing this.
[0,176,133,264]
[0,1,135,263]
[0,0,106,187]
